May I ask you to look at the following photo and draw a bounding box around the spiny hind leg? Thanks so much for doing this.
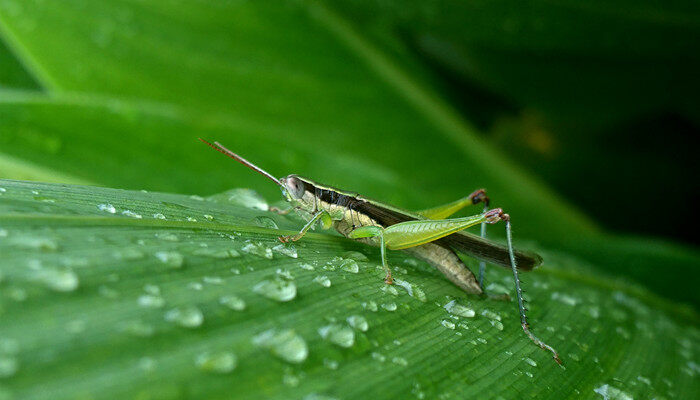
[347,225,393,284]
[414,189,491,290]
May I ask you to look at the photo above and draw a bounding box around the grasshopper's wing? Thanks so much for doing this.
[352,198,541,271]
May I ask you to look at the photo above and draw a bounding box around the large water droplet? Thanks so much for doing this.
[253,277,297,302]
[272,244,298,258]
[441,320,456,329]
[313,275,331,287]
[523,357,537,367]
[481,309,501,321]
[241,241,273,259]
[340,259,359,273]
[164,306,204,328]
[252,329,308,364]
[347,315,369,332]
[444,300,475,318]
[35,268,79,292]
[318,324,355,348]
[219,295,246,311]
[342,251,368,261]
[155,251,184,268]
[195,351,237,374]
[393,279,427,302]
[381,302,397,311]
[121,210,142,219]
[97,203,116,214]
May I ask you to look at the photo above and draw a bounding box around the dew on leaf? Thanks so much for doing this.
[195,351,237,374]
[0,356,18,378]
[441,320,456,330]
[342,251,368,261]
[11,236,58,251]
[164,306,204,328]
[203,276,223,285]
[253,277,297,302]
[154,251,184,268]
[34,268,79,292]
[490,320,504,331]
[363,301,378,312]
[347,315,369,332]
[241,241,273,259]
[219,295,246,311]
[593,384,634,400]
[371,352,386,362]
[97,203,116,214]
[138,294,165,308]
[272,243,298,258]
[252,329,308,364]
[121,320,155,337]
[523,357,537,367]
[481,309,501,321]
[155,232,179,242]
[318,324,355,348]
[298,263,315,271]
[340,259,359,273]
[313,275,331,287]
[121,210,142,219]
[381,302,397,311]
[391,357,408,366]
[254,216,279,229]
[193,248,239,258]
[444,300,475,318]
[153,213,167,220]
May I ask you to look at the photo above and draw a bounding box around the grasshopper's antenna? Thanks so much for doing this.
[199,138,283,187]
[503,214,562,365]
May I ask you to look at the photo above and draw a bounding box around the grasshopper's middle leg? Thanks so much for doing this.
[278,210,328,243]
[416,189,491,289]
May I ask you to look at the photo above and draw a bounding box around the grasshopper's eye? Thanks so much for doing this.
[282,175,305,199]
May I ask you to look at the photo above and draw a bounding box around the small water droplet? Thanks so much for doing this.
[203,214,214,221]
[551,292,580,306]
[298,263,315,271]
[113,248,144,260]
[11,236,58,251]
[381,285,399,296]
[153,213,167,220]
[342,251,368,261]
[381,302,397,311]
[97,203,116,214]
[195,351,237,374]
[481,309,501,321]
[393,279,426,302]
[138,294,165,308]
[347,315,369,332]
[155,232,179,242]
[391,357,408,366]
[318,324,355,348]
[340,259,359,273]
[164,306,204,328]
[121,210,142,219]
[241,241,273,259]
[313,275,331,287]
[593,384,634,400]
[490,320,504,331]
[363,301,378,312]
[441,320,456,329]
[35,268,79,292]
[616,326,631,340]
[523,357,537,367]
[188,282,203,291]
[0,228,7,238]
[254,216,279,229]
[0,356,18,378]
[444,300,475,318]
[138,357,156,372]
[636,376,651,386]
[193,248,240,258]
[252,329,308,364]
[121,320,155,337]
[569,353,580,362]
[323,358,339,370]
[203,276,223,285]
[154,251,184,268]
[253,277,297,302]
[219,295,246,311]
[372,352,386,362]
[272,243,298,258]
[98,285,119,299]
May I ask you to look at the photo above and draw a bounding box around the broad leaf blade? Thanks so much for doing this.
[0,180,697,399]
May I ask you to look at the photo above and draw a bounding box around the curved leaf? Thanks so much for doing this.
[0,180,697,399]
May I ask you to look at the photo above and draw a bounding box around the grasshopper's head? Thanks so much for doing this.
[280,175,306,201]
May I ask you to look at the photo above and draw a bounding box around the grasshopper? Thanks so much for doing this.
[200,139,561,364]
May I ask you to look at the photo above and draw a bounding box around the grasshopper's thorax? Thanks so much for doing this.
[281,175,381,238]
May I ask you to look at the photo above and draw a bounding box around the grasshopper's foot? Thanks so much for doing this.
[278,235,297,243]
[384,271,394,285]
[270,206,291,215]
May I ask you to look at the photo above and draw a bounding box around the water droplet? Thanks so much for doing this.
[241,241,273,259]
[252,329,308,364]
[481,309,501,321]
[113,248,144,260]
[203,276,223,285]
[381,285,399,296]
[138,357,156,372]
[188,282,203,291]
[189,195,205,201]
[0,228,7,237]
[347,315,369,332]
[616,327,631,340]
[195,351,237,374]
[282,369,301,387]
[121,210,142,219]
[11,236,58,251]
[97,203,116,214]
[35,268,79,292]
[636,376,651,386]
[254,216,279,229]
[363,301,378,312]
[298,263,315,271]
[193,248,240,258]
[155,232,179,242]
[219,295,246,311]
[153,213,167,220]
[391,357,408,366]
[444,300,475,318]
[272,244,298,258]
[342,251,368,261]
[154,251,184,268]
[318,324,355,348]
[0,356,18,378]
[441,320,456,329]
[253,277,297,302]
[588,306,601,319]
[381,302,397,311]
[138,294,165,308]
[551,292,580,306]
[340,259,359,273]
[203,214,214,221]
[393,279,426,302]
[323,358,339,370]
[65,319,86,334]
[490,320,504,331]
[164,306,204,328]
[313,275,331,287]
[593,384,633,400]
[209,188,268,210]
[523,357,537,367]
[121,320,155,337]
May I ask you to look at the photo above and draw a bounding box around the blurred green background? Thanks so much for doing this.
[0,0,698,308]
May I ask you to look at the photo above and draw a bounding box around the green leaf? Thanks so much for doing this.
[0,180,697,399]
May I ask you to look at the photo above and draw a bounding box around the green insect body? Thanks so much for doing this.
[200,139,561,365]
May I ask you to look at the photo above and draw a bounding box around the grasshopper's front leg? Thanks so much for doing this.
[278,210,330,243]
[417,189,491,290]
